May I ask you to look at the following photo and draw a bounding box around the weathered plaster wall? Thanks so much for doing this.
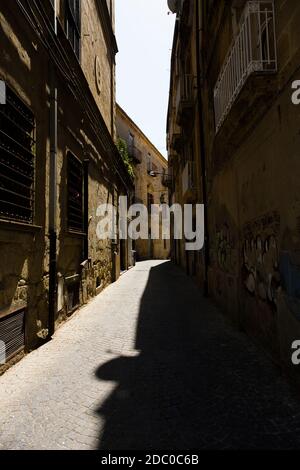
[80,0,115,136]
[0,1,125,370]
[205,0,300,376]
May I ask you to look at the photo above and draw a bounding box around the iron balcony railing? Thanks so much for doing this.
[214,0,277,133]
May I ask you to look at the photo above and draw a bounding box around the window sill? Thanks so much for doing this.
[0,219,42,233]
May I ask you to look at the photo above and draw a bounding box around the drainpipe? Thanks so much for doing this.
[196,0,209,297]
[83,157,90,261]
[48,67,58,338]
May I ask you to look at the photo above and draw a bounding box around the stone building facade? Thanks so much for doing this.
[0,0,133,371]
[167,0,300,382]
[117,105,170,261]
[167,0,207,287]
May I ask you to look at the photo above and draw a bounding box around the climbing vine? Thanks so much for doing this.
[116,138,134,179]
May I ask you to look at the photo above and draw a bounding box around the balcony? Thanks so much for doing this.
[169,116,183,154]
[182,161,195,199]
[171,132,183,154]
[162,171,173,189]
[214,1,277,133]
[176,74,195,126]
[128,145,142,164]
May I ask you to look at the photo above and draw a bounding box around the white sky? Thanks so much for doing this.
[115,0,176,158]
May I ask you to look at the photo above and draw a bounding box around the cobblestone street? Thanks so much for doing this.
[1,260,300,450]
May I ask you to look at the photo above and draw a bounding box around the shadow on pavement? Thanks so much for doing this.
[95,261,300,450]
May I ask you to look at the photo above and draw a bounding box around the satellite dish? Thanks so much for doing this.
[168,0,177,13]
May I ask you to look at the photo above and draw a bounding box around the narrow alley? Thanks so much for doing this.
[1,260,300,450]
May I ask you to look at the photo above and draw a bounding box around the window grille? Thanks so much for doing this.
[66,0,81,59]
[0,84,35,224]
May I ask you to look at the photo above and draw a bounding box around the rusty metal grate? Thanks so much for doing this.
[0,84,35,223]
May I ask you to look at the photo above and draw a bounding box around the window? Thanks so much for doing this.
[67,152,83,232]
[0,84,35,224]
[260,19,272,64]
[147,154,152,173]
[128,132,134,155]
[65,0,81,59]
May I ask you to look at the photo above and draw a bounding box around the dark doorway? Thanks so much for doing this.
[120,239,127,272]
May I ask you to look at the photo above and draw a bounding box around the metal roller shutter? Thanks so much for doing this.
[0,309,25,361]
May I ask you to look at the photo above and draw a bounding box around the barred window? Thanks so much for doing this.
[67,152,83,232]
[66,0,81,59]
[0,84,35,224]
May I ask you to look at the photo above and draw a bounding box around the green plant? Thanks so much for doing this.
[116,138,135,179]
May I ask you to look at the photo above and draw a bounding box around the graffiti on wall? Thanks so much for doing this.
[216,225,236,273]
[242,212,281,312]
[215,206,238,275]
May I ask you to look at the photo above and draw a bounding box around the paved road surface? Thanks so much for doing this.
[1,260,300,450]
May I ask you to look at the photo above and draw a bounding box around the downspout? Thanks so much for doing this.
[196,0,209,297]
[83,158,90,260]
[48,67,58,338]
